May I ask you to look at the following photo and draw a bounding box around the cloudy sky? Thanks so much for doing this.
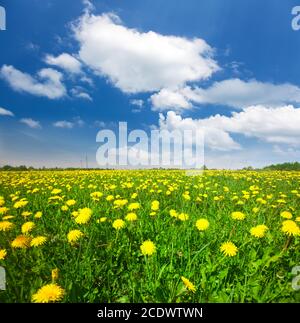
[1,0,300,168]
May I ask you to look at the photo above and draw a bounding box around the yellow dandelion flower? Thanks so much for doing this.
[125,182,133,188]
[75,208,92,224]
[151,200,159,211]
[30,236,47,247]
[61,205,69,211]
[32,283,65,303]
[2,215,14,220]
[11,235,31,248]
[51,268,59,281]
[67,229,84,244]
[125,213,137,221]
[231,211,245,220]
[140,240,156,256]
[98,217,107,223]
[0,249,7,260]
[280,211,292,219]
[252,207,260,213]
[178,213,189,221]
[150,211,156,216]
[196,218,209,231]
[13,200,28,209]
[34,211,43,219]
[277,199,286,204]
[0,207,9,214]
[51,188,62,195]
[66,199,76,206]
[250,224,268,238]
[90,192,103,201]
[257,198,267,204]
[169,209,178,218]
[296,217,300,222]
[22,211,32,218]
[131,193,138,199]
[48,195,62,201]
[181,276,196,293]
[220,241,238,257]
[71,211,79,217]
[112,219,125,230]
[128,202,140,211]
[0,221,14,232]
[182,193,191,201]
[21,221,35,234]
[106,195,114,201]
[281,220,300,236]
[113,199,128,208]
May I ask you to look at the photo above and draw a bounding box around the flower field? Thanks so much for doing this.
[0,170,300,303]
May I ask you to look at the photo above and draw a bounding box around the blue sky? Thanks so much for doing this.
[1,0,300,168]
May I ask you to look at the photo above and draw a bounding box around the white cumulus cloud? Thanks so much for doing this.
[53,117,85,129]
[53,120,74,129]
[20,118,41,129]
[70,87,92,101]
[159,111,240,151]
[151,88,191,111]
[0,65,66,99]
[44,53,82,74]
[0,107,14,117]
[151,79,300,111]
[159,105,300,150]
[73,12,219,93]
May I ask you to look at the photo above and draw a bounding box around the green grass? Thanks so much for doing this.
[0,169,299,302]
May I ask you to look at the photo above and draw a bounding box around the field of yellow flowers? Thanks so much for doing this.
[0,170,299,303]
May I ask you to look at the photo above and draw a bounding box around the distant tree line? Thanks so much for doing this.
[262,162,300,171]
[240,163,300,171]
[0,165,91,171]
[0,162,299,171]
[1,165,32,171]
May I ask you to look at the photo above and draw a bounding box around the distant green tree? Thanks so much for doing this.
[263,162,300,171]
[242,166,254,171]
[2,165,13,170]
